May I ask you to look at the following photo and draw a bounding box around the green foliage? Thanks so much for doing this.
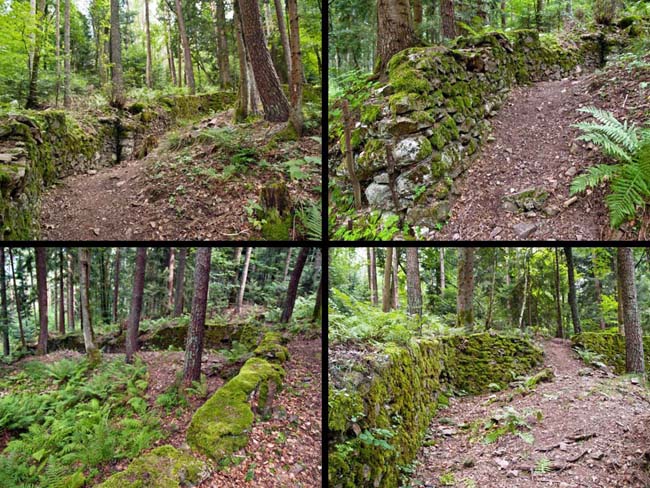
[296,201,322,240]
[439,472,456,486]
[574,347,608,368]
[330,210,402,241]
[570,107,650,227]
[480,406,541,445]
[535,457,552,474]
[358,428,396,451]
[218,341,251,364]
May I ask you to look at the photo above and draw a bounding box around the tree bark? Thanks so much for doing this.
[440,0,456,39]
[79,249,99,365]
[233,0,251,120]
[485,250,497,329]
[283,248,292,281]
[167,248,175,314]
[59,248,65,334]
[113,248,121,323]
[145,0,153,88]
[1,249,8,356]
[63,0,71,107]
[518,251,529,330]
[229,247,243,306]
[375,0,419,79]
[617,248,645,376]
[110,0,125,107]
[591,250,606,329]
[183,247,211,384]
[273,0,292,76]
[26,0,47,109]
[36,248,48,355]
[286,0,304,135]
[214,0,232,88]
[238,0,290,121]
[174,0,196,94]
[55,0,61,106]
[616,252,624,334]
[382,248,393,312]
[369,247,378,306]
[412,0,422,28]
[554,248,564,339]
[312,274,322,322]
[280,247,309,323]
[236,247,252,314]
[174,248,187,316]
[406,248,422,317]
[67,250,74,330]
[392,247,399,309]
[8,249,26,348]
[126,248,146,364]
[439,248,445,291]
[564,247,581,335]
[457,248,474,331]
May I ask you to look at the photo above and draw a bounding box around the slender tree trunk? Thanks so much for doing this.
[505,251,512,325]
[392,247,399,309]
[174,0,196,94]
[283,248,293,281]
[126,248,147,364]
[174,248,187,316]
[1,249,8,356]
[382,248,393,312]
[518,252,529,330]
[563,247,581,335]
[238,0,291,121]
[457,248,475,331]
[286,0,303,134]
[8,249,25,348]
[145,0,153,88]
[79,249,99,365]
[273,0,291,76]
[229,247,243,306]
[233,1,251,120]
[26,0,47,109]
[485,251,497,329]
[67,250,74,330]
[616,252,624,334]
[500,0,506,27]
[35,248,48,355]
[236,247,252,314]
[412,0,422,28]
[113,248,121,323]
[375,0,419,78]
[406,248,422,317]
[64,0,71,107]
[59,248,65,334]
[280,247,309,323]
[110,0,125,107]
[55,0,61,106]
[214,0,232,88]
[617,248,645,376]
[167,249,175,314]
[312,274,322,322]
[440,0,456,39]
[591,251,606,329]
[554,248,564,339]
[369,248,378,306]
[183,247,211,385]
[439,248,445,291]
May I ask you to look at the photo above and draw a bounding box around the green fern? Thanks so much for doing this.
[571,107,650,228]
[296,202,322,240]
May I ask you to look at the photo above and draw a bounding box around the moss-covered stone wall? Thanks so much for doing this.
[328,332,543,488]
[0,91,235,239]
[331,29,625,228]
[572,329,650,375]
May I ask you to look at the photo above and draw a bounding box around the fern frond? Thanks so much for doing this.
[570,164,621,194]
[575,131,633,162]
[577,106,639,149]
[605,161,649,227]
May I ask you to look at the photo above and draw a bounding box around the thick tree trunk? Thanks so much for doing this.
[369,247,378,306]
[59,248,65,334]
[233,1,251,120]
[392,247,399,309]
[79,249,99,365]
[554,248,564,339]
[1,249,8,356]
[113,248,121,323]
[440,0,456,39]
[110,0,125,107]
[167,249,175,313]
[591,251,606,329]
[406,248,422,317]
[238,0,291,121]
[412,0,422,28]
[236,247,252,314]
[286,0,304,135]
[174,0,196,94]
[617,248,645,376]
[280,247,309,323]
[145,0,153,88]
[457,248,474,331]
[375,0,419,78]
[214,0,232,88]
[8,250,26,348]
[64,0,71,107]
[126,248,147,364]
[183,247,211,384]
[563,247,581,335]
[67,250,74,330]
[36,248,48,355]
[174,248,187,316]
[382,248,393,312]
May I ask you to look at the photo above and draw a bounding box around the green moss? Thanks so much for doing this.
[429,130,446,151]
[361,104,382,124]
[95,445,208,488]
[254,331,289,363]
[260,208,291,240]
[572,330,650,375]
[239,321,262,349]
[416,137,433,160]
[187,357,285,461]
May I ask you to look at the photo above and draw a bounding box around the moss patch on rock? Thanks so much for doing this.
[572,329,650,375]
[95,445,209,488]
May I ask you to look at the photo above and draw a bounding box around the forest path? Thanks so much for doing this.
[410,339,650,488]
[433,75,612,241]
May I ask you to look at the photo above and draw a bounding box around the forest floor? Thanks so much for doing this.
[40,110,321,240]
[428,55,650,241]
[409,339,650,488]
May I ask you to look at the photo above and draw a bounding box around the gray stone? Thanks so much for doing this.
[513,222,537,239]
[503,187,549,212]
[365,183,394,210]
[392,136,430,165]
[0,154,14,163]
[373,173,389,184]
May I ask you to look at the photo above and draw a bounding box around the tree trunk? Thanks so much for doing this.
[183,247,211,384]
[214,0,232,88]
[79,249,99,365]
[174,0,196,94]
[59,248,65,334]
[110,0,125,107]
[67,250,74,330]
[439,248,445,291]
[406,248,422,317]
[500,0,506,28]
[35,248,48,355]
[505,250,512,325]
[8,249,26,348]
[591,250,606,329]
[617,248,645,376]
[485,251,497,329]
[233,1,251,120]
[616,252,624,334]
[382,248,393,312]
[26,0,47,109]
[369,247,378,306]
[238,0,290,121]
[554,248,564,339]
[273,0,292,76]
[236,247,252,314]
[412,0,422,28]
[1,249,8,356]
[126,248,146,364]
[312,274,322,322]
[145,0,153,88]
[392,247,399,309]
[280,247,309,323]
[563,247,581,335]
[55,0,61,106]
[112,248,121,323]
[174,248,187,316]
[286,0,304,135]
[518,251,529,330]
[64,0,71,107]
[167,248,175,314]
[440,0,456,39]
[283,248,292,281]
[375,0,419,78]
[457,248,474,331]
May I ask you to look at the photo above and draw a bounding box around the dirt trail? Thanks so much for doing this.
[432,75,613,241]
[411,339,650,487]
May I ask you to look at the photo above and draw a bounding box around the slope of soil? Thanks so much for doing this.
[426,55,650,241]
[40,110,321,240]
[409,339,650,488]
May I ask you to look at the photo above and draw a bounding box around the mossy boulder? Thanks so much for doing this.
[95,445,209,488]
[253,331,289,363]
[572,329,650,375]
[144,319,240,350]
